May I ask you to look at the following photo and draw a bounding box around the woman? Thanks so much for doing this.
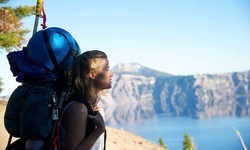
[60,50,113,150]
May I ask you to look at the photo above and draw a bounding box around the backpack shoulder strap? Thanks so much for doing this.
[42,30,61,73]
[103,130,107,150]
[60,101,77,120]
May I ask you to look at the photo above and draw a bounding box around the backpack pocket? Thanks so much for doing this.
[20,85,54,139]
[4,85,29,137]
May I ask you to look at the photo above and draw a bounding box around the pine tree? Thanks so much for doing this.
[158,137,168,150]
[0,0,35,51]
[183,133,196,150]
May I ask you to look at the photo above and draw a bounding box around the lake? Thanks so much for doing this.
[106,114,250,150]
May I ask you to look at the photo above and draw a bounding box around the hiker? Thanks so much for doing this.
[60,50,113,150]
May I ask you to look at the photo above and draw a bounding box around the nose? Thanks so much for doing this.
[110,71,113,77]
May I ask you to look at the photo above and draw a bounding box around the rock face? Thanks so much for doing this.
[100,63,250,124]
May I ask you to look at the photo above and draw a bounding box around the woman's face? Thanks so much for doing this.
[93,58,113,90]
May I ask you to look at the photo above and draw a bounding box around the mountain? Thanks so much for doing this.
[111,63,172,78]
[100,63,250,125]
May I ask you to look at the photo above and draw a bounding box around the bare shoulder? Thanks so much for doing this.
[66,101,88,114]
[63,101,88,127]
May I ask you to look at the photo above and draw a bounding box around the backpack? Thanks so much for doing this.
[5,82,60,150]
[4,27,81,150]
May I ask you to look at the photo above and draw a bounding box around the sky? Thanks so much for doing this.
[1,0,250,96]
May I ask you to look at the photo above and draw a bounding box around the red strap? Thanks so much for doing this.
[40,0,47,29]
[53,120,61,150]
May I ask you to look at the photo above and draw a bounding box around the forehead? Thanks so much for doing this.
[94,58,109,68]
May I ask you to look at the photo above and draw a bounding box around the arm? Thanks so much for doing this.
[63,102,105,150]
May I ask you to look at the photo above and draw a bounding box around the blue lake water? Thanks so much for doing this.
[107,115,250,150]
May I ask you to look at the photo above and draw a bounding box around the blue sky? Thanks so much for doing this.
[1,0,250,96]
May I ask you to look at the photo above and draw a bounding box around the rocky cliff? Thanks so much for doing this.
[100,63,250,124]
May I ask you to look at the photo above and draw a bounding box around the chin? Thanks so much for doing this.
[107,84,112,89]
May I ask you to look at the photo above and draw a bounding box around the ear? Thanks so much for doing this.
[89,71,96,80]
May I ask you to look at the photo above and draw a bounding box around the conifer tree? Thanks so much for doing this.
[158,137,168,150]
[0,0,35,52]
[183,133,196,150]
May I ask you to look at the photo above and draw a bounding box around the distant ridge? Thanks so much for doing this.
[101,68,250,121]
[111,63,172,78]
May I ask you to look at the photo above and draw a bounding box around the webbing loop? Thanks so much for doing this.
[52,120,61,150]
[40,0,47,29]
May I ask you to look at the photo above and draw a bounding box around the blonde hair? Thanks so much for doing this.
[69,50,107,105]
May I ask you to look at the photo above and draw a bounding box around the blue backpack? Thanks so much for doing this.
[4,27,81,150]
